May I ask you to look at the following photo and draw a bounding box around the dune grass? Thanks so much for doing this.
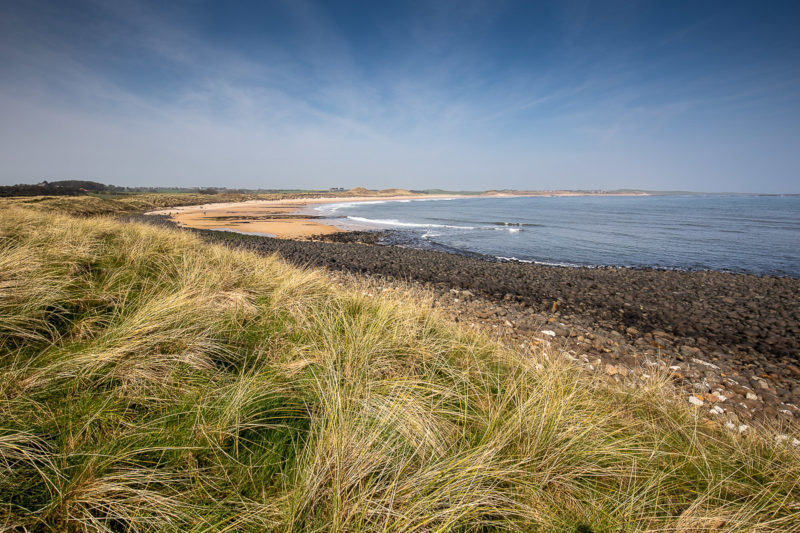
[0,206,798,531]
[0,187,414,218]
[0,192,304,217]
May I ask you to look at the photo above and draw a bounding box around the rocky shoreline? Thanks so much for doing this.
[340,272,799,432]
[134,215,800,428]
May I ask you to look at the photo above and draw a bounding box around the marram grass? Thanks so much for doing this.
[0,207,798,532]
[0,192,304,217]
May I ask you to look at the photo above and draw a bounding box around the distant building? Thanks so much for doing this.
[329,187,345,192]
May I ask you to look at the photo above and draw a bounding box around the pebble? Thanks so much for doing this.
[692,358,720,370]
[688,395,705,407]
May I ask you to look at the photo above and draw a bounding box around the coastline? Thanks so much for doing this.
[145,194,464,238]
[240,231,800,426]
[134,213,800,426]
[146,190,651,239]
[6,206,799,530]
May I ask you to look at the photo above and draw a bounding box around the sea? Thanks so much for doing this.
[311,195,800,277]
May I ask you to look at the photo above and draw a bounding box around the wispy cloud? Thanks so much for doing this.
[0,0,798,191]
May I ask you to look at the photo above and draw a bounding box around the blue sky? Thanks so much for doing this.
[1,0,798,192]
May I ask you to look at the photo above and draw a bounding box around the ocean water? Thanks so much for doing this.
[312,195,800,277]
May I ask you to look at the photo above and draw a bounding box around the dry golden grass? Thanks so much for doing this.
[0,206,798,531]
[0,191,318,217]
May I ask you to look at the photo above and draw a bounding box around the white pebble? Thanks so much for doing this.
[691,357,720,370]
[746,392,759,401]
[775,436,800,448]
[738,424,749,433]
[688,395,704,407]
[709,406,724,415]
[725,422,736,431]
[541,330,556,337]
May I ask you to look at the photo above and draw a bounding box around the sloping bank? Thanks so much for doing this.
[1,208,799,531]
[141,220,800,424]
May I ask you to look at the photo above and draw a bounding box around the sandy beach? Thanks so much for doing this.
[146,190,649,238]
[146,194,462,238]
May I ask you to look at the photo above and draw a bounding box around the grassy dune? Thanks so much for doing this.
[0,187,416,218]
[0,192,304,217]
[1,207,799,531]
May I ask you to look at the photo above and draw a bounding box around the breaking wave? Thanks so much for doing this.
[346,216,478,230]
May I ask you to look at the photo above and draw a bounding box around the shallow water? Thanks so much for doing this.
[313,195,800,276]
